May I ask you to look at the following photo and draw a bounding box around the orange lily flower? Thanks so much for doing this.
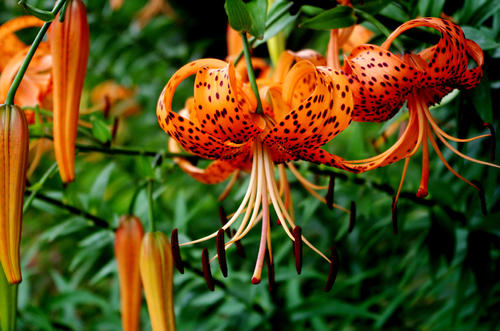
[115,216,144,331]
[157,53,354,283]
[0,104,29,284]
[140,232,176,331]
[338,17,498,205]
[49,0,89,183]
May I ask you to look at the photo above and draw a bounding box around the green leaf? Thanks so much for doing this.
[225,0,252,33]
[300,6,356,30]
[461,26,499,51]
[253,0,297,46]
[90,116,111,144]
[246,0,267,38]
[468,1,500,26]
[355,0,390,15]
[469,74,492,123]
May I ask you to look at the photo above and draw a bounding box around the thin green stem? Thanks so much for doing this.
[23,162,58,213]
[128,181,148,215]
[147,179,156,232]
[5,0,68,105]
[240,32,263,114]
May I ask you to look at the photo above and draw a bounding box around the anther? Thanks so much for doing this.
[471,180,487,215]
[348,201,356,233]
[392,197,398,235]
[201,248,215,291]
[324,246,339,292]
[170,228,184,274]
[325,174,335,209]
[293,226,303,275]
[484,123,495,163]
[216,229,228,277]
[265,250,276,293]
[218,206,228,230]
[230,228,246,258]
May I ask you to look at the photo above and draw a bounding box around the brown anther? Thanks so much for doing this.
[348,201,356,233]
[111,118,119,142]
[392,197,398,235]
[216,229,228,277]
[201,248,214,291]
[483,122,495,163]
[293,226,303,275]
[325,174,335,210]
[218,205,228,229]
[170,228,184,274]
[471,180,487,215]
[324,246,339,292]
[265,249,276,293]
[103,95,111,118]
[234,238,246,258]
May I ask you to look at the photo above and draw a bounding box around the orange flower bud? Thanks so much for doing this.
[0,104,29,284]
[140,232,176,331]
[49,0,89,183]
[114,216,144,331]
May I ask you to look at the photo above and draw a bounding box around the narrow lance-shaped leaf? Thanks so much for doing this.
[49,0,89,183]
[0,104,29,284]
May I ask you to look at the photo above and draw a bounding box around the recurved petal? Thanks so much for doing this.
[344,44,423,122]
[264,61,352,167]
[157,60,253,161]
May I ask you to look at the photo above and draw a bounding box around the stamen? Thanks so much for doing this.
[484,123,496,162]
[216,229,228,277]
[417,127,429,198]
[293,226,303,275]
[394,157,411,211]
[348,201,356,233]
[392,197,398,235]
[324,246,339,292]
[471,180,487,215]
[325,174,335,210]
[218,170,240,201]
[201,248,215,291]
[218,206,228,229]
[171,228,184,274]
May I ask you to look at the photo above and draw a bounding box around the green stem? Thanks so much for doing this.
[23,162,58,213]
[147,179,156,232]
[240,32,263,114]
[0,268,17,331]
[127,181,148,215]
[24,190,110,228]
[4,0,67,105]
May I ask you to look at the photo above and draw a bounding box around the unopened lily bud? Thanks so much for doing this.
[140,232,176,331]
[49,0,89,183]
[0,104,29,284]
[114,216,144,331]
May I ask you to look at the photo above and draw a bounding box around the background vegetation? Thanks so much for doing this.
[1,0,499,329]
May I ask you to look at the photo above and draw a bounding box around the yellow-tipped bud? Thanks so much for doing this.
[0,104,29,284]
[140,232,176,331]
[114,216,144,331]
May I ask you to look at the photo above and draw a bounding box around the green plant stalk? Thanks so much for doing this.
[23,162,58,213]
[0,268,17,331]
[147,180,156,232]
[240,32,263,114]
[4,0,68,106]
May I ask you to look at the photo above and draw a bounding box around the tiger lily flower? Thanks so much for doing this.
[115,216,144,331]
[140,232,176,331]
[49,0,89,183]
[157,53,354,284]
[338,17,499,206]
[0,16,50,109]
[0,104,29,284]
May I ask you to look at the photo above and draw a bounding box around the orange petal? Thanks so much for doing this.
[115,216,144,331]
[0,105,29,284]
[140,232,176,331]
[156,59,254,161]
[50,0,90,183]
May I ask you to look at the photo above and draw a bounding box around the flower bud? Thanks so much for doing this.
[49,0,89,183]
[140,232,176,331]
[114,216,144,331]
[0,104,29,284]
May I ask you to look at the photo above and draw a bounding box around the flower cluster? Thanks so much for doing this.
[156,17,497,289]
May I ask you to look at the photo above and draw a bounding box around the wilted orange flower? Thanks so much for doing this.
[0,104,29,284]
[49,0,89,183]
[339,17,499,205]
[115,216,144,331]
[140,232,176,331]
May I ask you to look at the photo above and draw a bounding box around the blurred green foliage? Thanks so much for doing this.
[1,0,499,330]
